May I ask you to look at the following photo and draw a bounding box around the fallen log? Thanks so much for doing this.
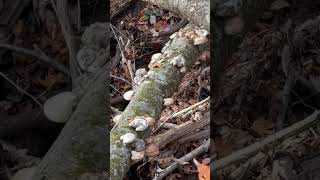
[110,23,208,180]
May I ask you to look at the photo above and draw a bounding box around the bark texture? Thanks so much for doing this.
[32,66,109,180]
[31,23,110,180]
[150,0,210,31]
[110,24,208,180]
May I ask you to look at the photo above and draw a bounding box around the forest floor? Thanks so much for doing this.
[212,1,320,179]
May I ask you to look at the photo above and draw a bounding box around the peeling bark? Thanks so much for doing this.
[150,0,210,31]
[110,24,208,180]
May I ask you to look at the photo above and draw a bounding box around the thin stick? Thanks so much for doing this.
[0,43,70,76]
[110,24,134,88]
[110,74,132,85]
[152,96,209,134]
[0,72,43,108]
[153,139,210,180]
[212,110,320,171]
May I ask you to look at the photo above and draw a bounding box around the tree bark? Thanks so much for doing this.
[150,0,210,31]
[31,66,109,180]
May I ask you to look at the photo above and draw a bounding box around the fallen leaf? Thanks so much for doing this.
[194,158,210,180]
[251,117,274,136]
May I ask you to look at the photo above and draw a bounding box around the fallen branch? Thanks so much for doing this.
[152,96,209,134]
[178,128,210,144]
[155,112,209,149]
[212,110,320,171]
[153,139,210,180]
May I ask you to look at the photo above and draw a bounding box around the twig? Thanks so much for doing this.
[178,128,210,144]
[110,24,135,88]
[212,110,320,171]
[0,43,70,76]
[0,72,43,108]
[153,139,210,180]
[152,96,209,134]
[50,0,81,85]
[162,123,178,129]
[110,74,132,85]
[155,112,209,149]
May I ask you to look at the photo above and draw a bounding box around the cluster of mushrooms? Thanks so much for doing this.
[117,26,209,162]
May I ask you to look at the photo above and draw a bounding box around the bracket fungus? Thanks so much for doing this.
[169,55,186,68]
[43,91,77,123]
[123,90,135,101]
[112,114,122,124]
[129,116,149,131]
[193,36,208,45]
[163,98,175,106]
[120,133,136,145]
[131,150,145,161]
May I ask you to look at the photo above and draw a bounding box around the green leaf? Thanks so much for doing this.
[156,12,161,16]
[144,15,150,20]
[144,9,153,16]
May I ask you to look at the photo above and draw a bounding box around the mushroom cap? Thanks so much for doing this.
[123,90,135,101]
[129,116,149,131]
[44,91,77,123]
[112,114,122,124]
[144,143,160,157]
[163,98,174,106]
[145,116,155,126]
[120,133,136,144]
[131,150,145,161]
[193,36,209,45]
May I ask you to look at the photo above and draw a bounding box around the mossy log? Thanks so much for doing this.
[31,66,109,180]
[150,0,210,31]
[110,24,208,180]
[31,23,110,180]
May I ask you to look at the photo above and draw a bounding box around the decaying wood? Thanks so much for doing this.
[178,128,210,144]
[110,23,208,180]
[153,139,210,180]
[31,66,109,180]
[150,0,210,31]
[212,110,320,172]
[155,112,210,149]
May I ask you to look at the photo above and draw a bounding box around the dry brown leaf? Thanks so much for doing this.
[251,117,274,136]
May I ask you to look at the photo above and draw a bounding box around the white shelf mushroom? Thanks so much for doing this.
[180,67,187,73]
[43,91,77,123]
[131,150,145,161]
[169,55,186,67]
[193,36,208,45]
[129,116,149,131]
[112,114,122,124]
[151,53,163,64]
[120,133,136,145]
[123,90,135,101]
[163,98,174,106]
